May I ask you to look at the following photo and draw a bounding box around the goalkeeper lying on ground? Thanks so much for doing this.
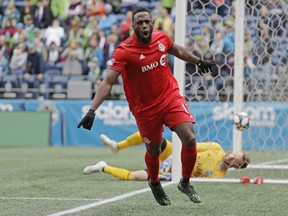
[83,132,250,180]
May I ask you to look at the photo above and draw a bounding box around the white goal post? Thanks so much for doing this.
[172,0,288,184]
[172,0,187,182]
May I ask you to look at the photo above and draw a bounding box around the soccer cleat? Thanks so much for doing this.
[148,182,171,206]
[83,161,107,175]
[100,134,119,154]
[177,182,201,203]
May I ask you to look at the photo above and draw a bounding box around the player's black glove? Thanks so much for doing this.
[77,109,95,130]
[197,60,216,75]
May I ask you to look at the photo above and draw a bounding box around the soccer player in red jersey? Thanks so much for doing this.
[78,7,216,206]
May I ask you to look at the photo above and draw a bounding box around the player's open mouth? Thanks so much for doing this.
[143,30,149,38]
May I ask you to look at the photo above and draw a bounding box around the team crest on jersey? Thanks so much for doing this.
[158,41,165,52]
[143,137,151,144]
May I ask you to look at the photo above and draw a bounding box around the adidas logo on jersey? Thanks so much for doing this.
[139,54,145,60]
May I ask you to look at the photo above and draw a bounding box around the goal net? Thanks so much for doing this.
[173,0,288,183]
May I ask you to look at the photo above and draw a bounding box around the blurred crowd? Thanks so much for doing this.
[185,0,288,101]
[0,0,287,101]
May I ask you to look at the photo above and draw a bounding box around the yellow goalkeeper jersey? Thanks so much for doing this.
[192,142,227,178]
[159,142,227,179]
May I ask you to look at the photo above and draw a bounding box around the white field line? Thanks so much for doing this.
[47,181,176,216]
[0,197,102,201]
[247,158,288,169]
[259,158,288,165]
[255,158,288,166]
[189,178,288,184]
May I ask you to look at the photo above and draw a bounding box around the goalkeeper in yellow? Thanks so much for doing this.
[83,132,250,180]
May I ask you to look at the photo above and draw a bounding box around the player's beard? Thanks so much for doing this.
[135,29,152,44]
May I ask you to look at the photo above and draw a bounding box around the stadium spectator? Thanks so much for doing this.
[1,19,17,39]
[153,7,174,38]
[1,0,20,28]
[0,0,285,101]
[85,0,105,18]
[210,29,226,55]
[256,23,273,65]
[223,18,235,44]
[44,19,65,48]
[34,0,54,29]
[98,3,118,35]
[0,50,9,75]
[19,4,35,24]
[0,35,11,58]
[103,33,119,65]
[23,15,35,41]
[25,42,45,77]
[192,35,209,58]
[243,31,254,60]
[120,10,133,41]
[24,42,45,98]
[12,22,26,47]
[61,38,84,75]
[267,0,287,36]
[9,43,27,75]
[78,7,216,206]
[83,34,104,73]
[97,29,108,51]
[110,23,120,36]
[74,22,87,49]
[87,56,101,86]
[83,133,250,179]
[46,41,60,65]
[105,0,122,14]
[34,36,48,62]
[161,0,175,15]
[83,15,99,38]
[65,0,82,21]
[50,0,69,20]
[206,13,223,38]
[67,16,81,39]
[201,26,213,44]
[212,0,232,17]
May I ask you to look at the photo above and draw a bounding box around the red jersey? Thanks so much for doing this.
[110,30,180,116]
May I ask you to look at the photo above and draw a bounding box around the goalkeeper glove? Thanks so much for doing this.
[197,60,216,75]
[77,109,95,130]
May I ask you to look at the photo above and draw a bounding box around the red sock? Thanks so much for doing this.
[181,145,197,179]
[145,150,160,183]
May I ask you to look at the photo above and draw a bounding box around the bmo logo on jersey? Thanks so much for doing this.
[141,54,167,72]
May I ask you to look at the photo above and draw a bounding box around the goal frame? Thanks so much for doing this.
[172,0,288,184]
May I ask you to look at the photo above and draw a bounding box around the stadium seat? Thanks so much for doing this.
[116,14,126,24]
[205,7,215,16]
[137,1,150,8]
[45,68,62,76]
[2,75,19,90]
[47,75,68,99]
[67,80,92,99]
[198,15,209,27]
[50,76,68,89]
[69,76,85,81]
[148,1,161,10]
[186,15,197,23]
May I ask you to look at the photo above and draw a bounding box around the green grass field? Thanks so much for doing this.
[1,147,288,216]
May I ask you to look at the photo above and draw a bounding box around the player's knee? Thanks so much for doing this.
[146,142,162,156]
[146,146,161,156]
[148,147,161,156]
[183,135,196,147]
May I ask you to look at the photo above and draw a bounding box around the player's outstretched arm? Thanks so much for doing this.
[77,69,120,130]
[168,43,216,75]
